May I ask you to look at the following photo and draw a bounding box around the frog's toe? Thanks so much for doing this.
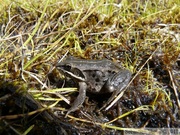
[65,107,78,117]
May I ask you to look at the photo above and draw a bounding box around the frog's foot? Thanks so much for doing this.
[65,82,87,117]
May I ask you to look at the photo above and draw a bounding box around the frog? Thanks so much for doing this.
[56,56,132,116]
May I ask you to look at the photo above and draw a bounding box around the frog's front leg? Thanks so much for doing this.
[100,70,132,110]
[66,82,87,117]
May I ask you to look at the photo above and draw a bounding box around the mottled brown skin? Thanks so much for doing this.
[57,56,132,116]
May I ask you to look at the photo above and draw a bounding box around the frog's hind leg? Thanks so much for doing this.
[65,82,87,117]
[99,70,132,111]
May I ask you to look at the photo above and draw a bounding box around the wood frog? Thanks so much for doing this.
[56,56,132,115]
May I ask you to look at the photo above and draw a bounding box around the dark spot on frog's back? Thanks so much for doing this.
[95,78,100,82]
[92,72,96,78]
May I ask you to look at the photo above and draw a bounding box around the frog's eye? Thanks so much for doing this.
[59,65,71,71]
[64,65,72,71]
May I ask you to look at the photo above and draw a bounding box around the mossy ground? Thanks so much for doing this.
[0,0,179,134]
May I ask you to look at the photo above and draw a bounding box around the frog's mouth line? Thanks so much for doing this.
[58,66,86,82]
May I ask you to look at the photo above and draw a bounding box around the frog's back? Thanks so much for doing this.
[63,56,120,71]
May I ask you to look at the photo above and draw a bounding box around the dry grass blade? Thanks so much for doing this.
[168,70,180,109]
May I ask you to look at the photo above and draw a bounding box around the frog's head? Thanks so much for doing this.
[57,62,86,82]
